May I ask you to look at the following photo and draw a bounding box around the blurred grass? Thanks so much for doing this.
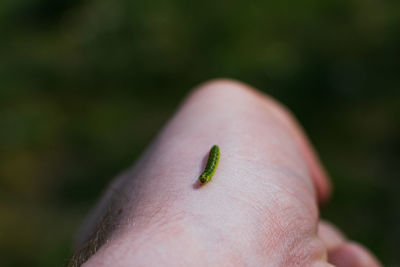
[0,0,399,266]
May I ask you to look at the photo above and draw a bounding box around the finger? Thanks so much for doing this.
[318,220,346,250]
[318,221,381,267]
[328,242,382,267]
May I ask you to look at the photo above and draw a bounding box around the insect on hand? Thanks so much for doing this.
[199,145,220,184]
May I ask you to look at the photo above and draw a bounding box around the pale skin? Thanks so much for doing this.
[75,79,381,267]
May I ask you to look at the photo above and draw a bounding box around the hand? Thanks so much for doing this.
[71,79,381,267]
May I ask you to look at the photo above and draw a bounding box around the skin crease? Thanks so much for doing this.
[76,79,381,267]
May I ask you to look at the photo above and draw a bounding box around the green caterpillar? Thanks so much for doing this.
[199,145,220,184]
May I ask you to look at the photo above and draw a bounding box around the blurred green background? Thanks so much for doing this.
[1,0,399,266]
